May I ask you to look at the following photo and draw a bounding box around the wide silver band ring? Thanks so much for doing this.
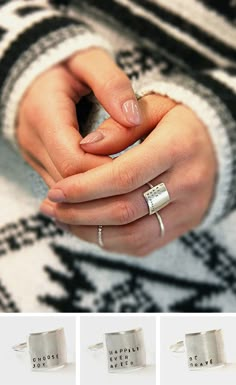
[13,328,67,371]
[88,328,146,373]
[97,225,104,247]
[170,329,225,370]
[144,182,170,215]
[146,183,166,237]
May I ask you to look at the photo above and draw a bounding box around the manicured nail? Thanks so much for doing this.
[122,99,141,125]
[40,203,55,218]
[80,130,104,145]
[55,221,70,232]
[48,189,66,203]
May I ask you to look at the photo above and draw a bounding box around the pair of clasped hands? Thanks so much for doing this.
[17,48,216,256]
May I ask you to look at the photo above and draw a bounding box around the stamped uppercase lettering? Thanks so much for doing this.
[109,346,140,369]
[32,353,59,369]
[188,356,214,368]
[109,346,140,355]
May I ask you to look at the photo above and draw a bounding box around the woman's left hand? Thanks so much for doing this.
[40,95,217,256]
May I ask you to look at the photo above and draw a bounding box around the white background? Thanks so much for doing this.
[79,315,156,385]
[0,315,76,385]
[160,315,236,385]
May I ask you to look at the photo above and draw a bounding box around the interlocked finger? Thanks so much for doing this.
[58,201,189,256]
[41,170,181,226]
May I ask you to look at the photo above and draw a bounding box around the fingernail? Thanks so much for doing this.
[122,99,141,125]
[40,203,55,218]
[80,131,104,145]
[48,189,66,203]
[55,221,70,232]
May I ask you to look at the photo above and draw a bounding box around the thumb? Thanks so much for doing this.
[79,94,177,155]
[67,48,142,128]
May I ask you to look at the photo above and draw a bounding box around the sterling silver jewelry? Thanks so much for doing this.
[13,328,67,371]
[155,212,165,237]
[146,183,165,237]
[89,328,146,373]
[144,182,170,215]
[97,225,104,247]
[170,329,225,370]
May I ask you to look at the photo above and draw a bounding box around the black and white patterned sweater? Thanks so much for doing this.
[0,0,235,313]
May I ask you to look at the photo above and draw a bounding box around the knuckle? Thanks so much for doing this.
[59,160,79,178]
[62,181,78,200]
[114,165,138,191]
[187,164,207,192]
[169,134,200,163]
[115,200,136,225]
[170,137,192,162]
[168,138,180,161]
[101,72,129,94]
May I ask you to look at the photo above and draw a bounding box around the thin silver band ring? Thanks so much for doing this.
[12,342,27,352]
[97,225,104,247]
[155,212,165,237]
[147,183,165,237]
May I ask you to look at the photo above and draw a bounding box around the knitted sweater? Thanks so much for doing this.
[0,0,235,312]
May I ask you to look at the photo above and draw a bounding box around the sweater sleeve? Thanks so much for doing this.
[132,65,236,229]
[0,0,112,147]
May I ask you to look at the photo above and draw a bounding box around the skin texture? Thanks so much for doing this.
[39,96,217,256]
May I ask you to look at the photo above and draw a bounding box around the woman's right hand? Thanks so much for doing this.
[17,48,140,187]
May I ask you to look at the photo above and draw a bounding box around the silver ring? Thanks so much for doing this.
[13,328,67,371]
[97,225,104,247]
[144,182,170,215]
[155,212,165,237]
[88,328,146,373]
[146,183,165,237]
[170,329,225,370]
